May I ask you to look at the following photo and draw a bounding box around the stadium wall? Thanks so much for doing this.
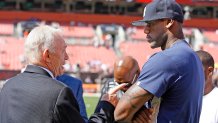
[1,11,218,28]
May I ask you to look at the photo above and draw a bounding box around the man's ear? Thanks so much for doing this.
[42,49,51,63]
[136,69,140,77]
[208,66,214,76]
[166,19,174,28]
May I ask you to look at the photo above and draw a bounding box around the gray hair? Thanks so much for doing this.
[24,25,61,63]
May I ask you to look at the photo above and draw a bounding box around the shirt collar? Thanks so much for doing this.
[38,66,55,79]
[26,65,55,79]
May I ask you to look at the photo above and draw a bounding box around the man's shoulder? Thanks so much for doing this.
[9,72,66,89]
[152,41,196,65]
[142,51,176,71]
[1,73,68,101]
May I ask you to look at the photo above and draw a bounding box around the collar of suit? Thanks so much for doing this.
[24,65,55,79]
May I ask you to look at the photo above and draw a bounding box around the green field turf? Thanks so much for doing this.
[84,96,99,117]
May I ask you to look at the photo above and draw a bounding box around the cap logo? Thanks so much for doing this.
[143,7,146,17]
[132,0,183,26]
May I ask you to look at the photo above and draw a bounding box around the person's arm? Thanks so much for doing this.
[132,106,154,123]
[89,100,115,123]
[53,87,84,123]
[94,79,115,113]
[114,84,153,122]
[89,83,127,123]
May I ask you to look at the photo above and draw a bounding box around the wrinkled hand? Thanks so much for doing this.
[101,83,127,107]
[132,106,154,123]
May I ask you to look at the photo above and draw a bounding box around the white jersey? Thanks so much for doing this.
[200,87,218,123]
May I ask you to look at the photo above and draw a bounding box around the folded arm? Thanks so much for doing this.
[114,84,153,122]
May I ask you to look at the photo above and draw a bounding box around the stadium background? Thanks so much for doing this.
[0,0,218,117]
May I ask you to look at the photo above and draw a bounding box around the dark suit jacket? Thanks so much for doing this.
[57,74,88,122]
[89,101,116,123]
[0,65,84,123]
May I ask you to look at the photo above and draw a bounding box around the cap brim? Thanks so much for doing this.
[132,20,148,26]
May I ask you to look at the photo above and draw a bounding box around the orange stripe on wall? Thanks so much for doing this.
[0,11,141,26]
[1,11,218,29]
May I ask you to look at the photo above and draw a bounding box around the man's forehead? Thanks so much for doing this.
[117,60,124,67]
[114,68,132,80]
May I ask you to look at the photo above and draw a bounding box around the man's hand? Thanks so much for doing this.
[132,107,154,123]
[101,83,127,107]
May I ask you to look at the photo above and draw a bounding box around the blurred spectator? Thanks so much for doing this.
[72,63,81,73]
[89,59,102,72]
[93,36,100,47]
[51,22,60,29]
[85,76,92,83]
[63,61,72,72]
[214,72,218,87]
[184,6,192,20]
[23,29,30,37]
[126,27,136,40]
[103,34,113,49]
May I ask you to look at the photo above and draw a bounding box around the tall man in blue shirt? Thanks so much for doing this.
[114,0,204,123]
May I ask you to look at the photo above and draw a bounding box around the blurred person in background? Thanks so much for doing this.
[196,50,218,123]
[114,0,204,122]
[213,72,218,87]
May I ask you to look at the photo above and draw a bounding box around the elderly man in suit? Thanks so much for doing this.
[0,25,85,123]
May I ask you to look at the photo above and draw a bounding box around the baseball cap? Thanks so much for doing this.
[132,0,184,26]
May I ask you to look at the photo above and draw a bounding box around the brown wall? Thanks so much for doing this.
[184,19,218,29]
[0,11,141,26]
[0,11,218,29]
